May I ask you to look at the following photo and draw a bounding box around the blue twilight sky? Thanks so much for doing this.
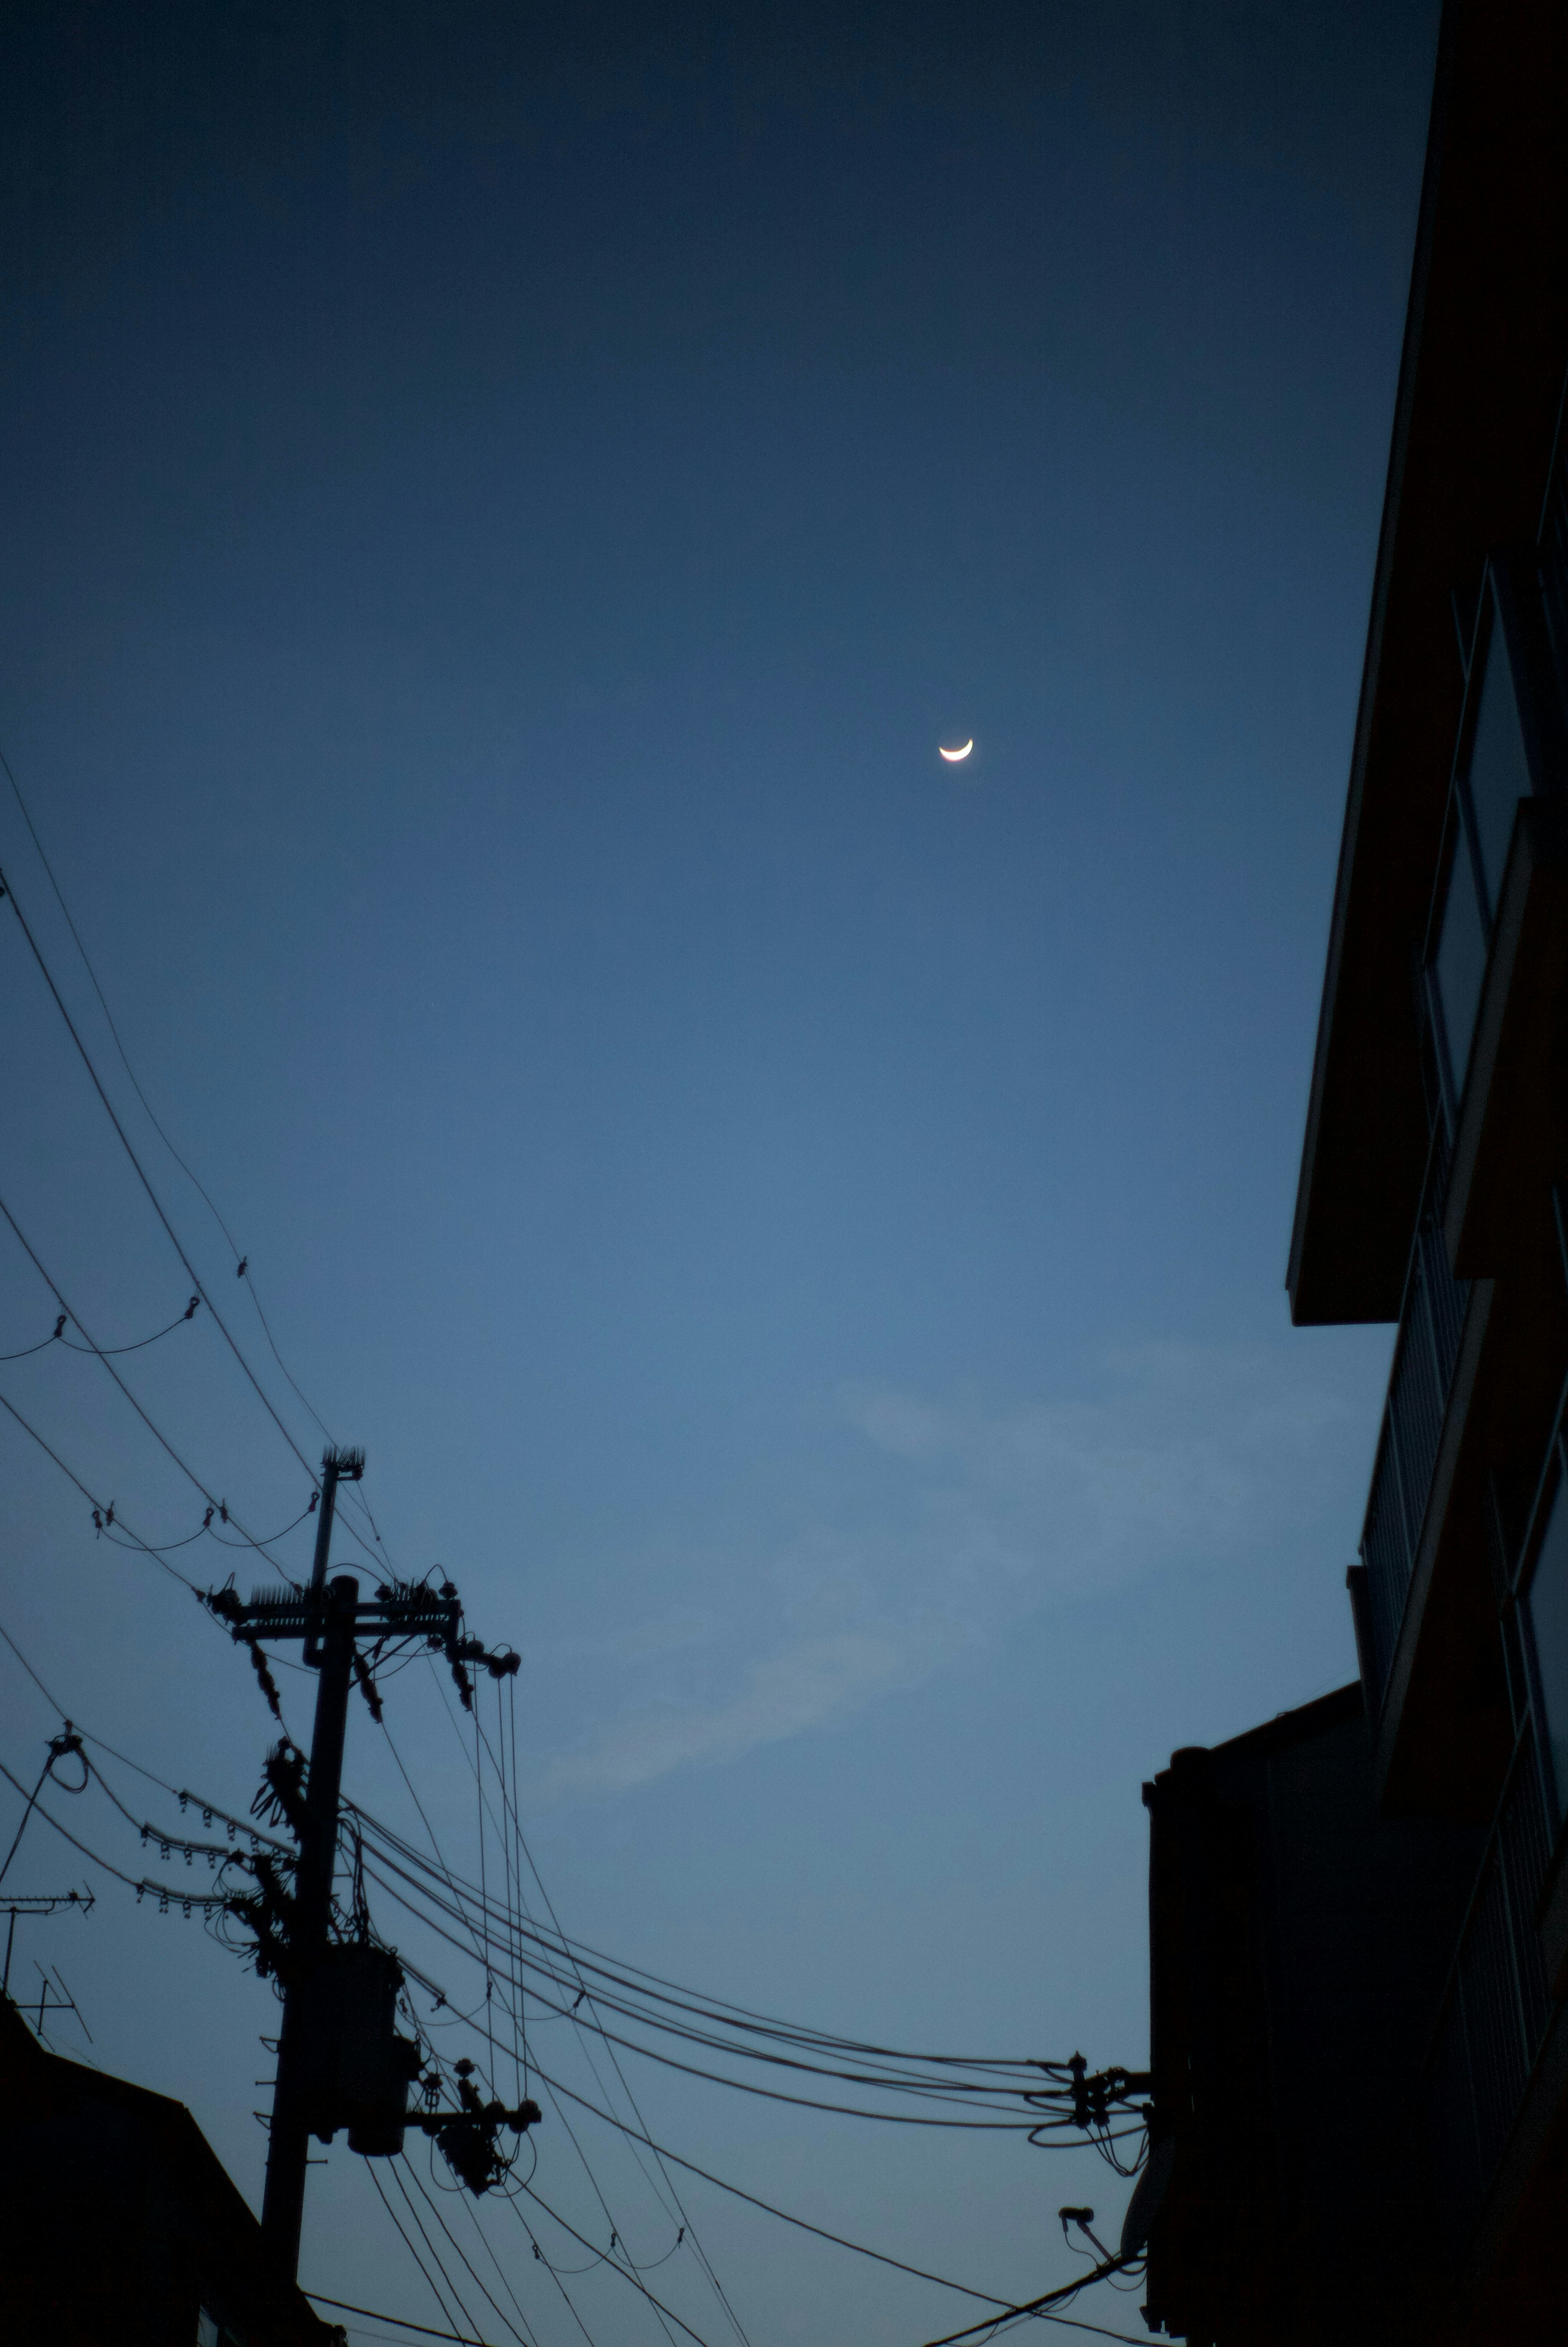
[0,5,1434,2343]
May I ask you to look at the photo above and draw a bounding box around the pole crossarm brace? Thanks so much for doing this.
[208,1581,459,1646]
[202,1579,519,1709]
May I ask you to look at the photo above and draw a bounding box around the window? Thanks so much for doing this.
[1426,570,1539,1105]
[1432,818,1489,1096]
[1464,612,1532,919]
[1524,1459,1568,1827]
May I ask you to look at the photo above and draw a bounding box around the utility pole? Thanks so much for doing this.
[303,1445,359,1667]
[260,1570,359,2270]
[203,1443,521,2281]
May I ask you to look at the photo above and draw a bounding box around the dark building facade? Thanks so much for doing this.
[0,1992,336,2347]
[1144,2,1568,2338]
[1141,1689,1479,2347]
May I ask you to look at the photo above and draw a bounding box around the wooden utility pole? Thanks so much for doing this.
[203,1443,520,2280]
[260,1570,360,2270]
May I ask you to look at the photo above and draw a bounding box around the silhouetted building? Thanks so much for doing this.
[0,1992,336,2346]
[1144,0,1568,2338]
[1141,1688,1477,2347]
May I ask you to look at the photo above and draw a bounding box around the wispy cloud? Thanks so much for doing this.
[837,1341,1366,1601]
[533,1341,1379,1804]
[540,1618,961,1801]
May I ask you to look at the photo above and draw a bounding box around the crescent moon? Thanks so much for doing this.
[939,739,974,762]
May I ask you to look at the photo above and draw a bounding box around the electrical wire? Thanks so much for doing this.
[0,1756,225,1909]
[489,1681,751,2347]
[375,1704,699,2347]
[510,2206,602,2347]
[0,1484,1136,2343]
[87,1750,292,1860]
[368,2158,483,2344]
[0,745,249,1263]
[0,1189,302,1576]
[0,1747,72,1887]
[0,1385,199,1591]
[354,1733,1029,2127]
[360,1853,1041,2128]
[0,1612,292,1831]
[445,2164,545,2347]
[518,2183,714,2347]
[400,2158,536,2347]
[0,748,401,1580]
[1,1327,65,1360]
[353,1791,1066,2086]
[0,854,322,1482]
[0,1639,1144,2347]
[394,1947,1140,2320]
[410,2004,1025,2318]
[306,2303,498,2347]
[389,2158,503,2347]
[909,2254,1135,2347]
[349,1783,1017,2096]
[419,1662,706,2329]
[59,1302,202,1356]
[386,1959,1071,2340]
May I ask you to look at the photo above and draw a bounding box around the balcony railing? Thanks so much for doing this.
[1359,1129,1472,1708]
[1426,1723,1554,2240]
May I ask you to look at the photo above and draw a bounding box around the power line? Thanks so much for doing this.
[0,1625,1140,2347]
[385,1957,1039,2329]
[356,1788,1060,2083]
[0,1612,282,1820]
[510,2205,603,2347]
[0,742,345,1443]
[0,743,249,1263]
[517,2183,715,2347]
[0,1384,305,1739]
[349,1786,1068,2098]
[489,1682,752,2347]
[405,1971,1144,2332]
[59,1300,203,1356]
[359,1699,1042,2150]
[372,1708,692,2347]
[356,1802,1131,2169]
[307,2297,499,2346]
[447,2167,546,2347]
[0,1187,302,1576]
[0,1385,199,1591]
[375,1735,672,2347]
[361,1853,1038,2129]
[368,2159,485,2345]
[400,2157,537,2347]
[910,2256,1137,2347]
[0,750,397,1579]
[419,1656,718,2340]
[0,855,321,1483]
[425,2013,1022,2317]
[388,2158,497,2347]
[0,1756,225,1910]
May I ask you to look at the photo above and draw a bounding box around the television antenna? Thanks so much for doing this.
[2,1888,95,1998]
